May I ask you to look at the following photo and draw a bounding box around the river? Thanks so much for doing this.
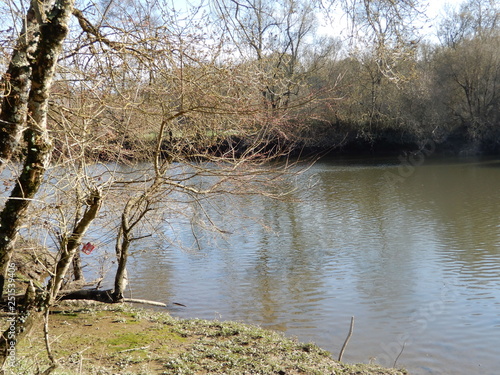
[119,156,500,374]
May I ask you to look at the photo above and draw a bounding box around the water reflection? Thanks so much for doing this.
[128,157,500,375]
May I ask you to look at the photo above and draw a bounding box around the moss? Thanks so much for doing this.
[106,332,151,351]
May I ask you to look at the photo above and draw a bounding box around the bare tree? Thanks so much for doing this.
[0,0,79,368]
[212,0,332,113]
[0,0,77,295]
[438,0,499,48]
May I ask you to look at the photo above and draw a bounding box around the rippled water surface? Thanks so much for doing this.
[127,156,500,375]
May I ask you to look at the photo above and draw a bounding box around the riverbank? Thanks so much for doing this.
[7,303,408,374]
[54,122,500,164]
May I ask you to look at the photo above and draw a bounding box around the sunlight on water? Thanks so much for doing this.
[127,156,500,375]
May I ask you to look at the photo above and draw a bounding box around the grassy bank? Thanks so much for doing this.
[4,303,408,375]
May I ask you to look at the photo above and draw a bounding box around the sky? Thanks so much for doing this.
[425,0,464,26]
[169,0,465,42]
[417,0,464,41]
[426,0,453,18]
[315,0,464,42]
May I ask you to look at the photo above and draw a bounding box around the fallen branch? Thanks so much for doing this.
[58,288,114,303]
[57,289,176,307]
[123,298,166,307]
[2,288,180,309]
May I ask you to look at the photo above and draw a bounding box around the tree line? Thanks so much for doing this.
[2,0,497,161]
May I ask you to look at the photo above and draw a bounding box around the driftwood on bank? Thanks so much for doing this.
[1,288,177,309]
[58,288,115,303]
[57,288,169,307]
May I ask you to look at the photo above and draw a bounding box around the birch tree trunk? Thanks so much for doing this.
[0,1,77,366]
[0,4,39,173]
[113,225,131,302]
[0,0,76,297]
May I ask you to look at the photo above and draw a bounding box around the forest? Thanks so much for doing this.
[0,0,498,372]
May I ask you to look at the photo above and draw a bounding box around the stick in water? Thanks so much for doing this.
[338,316,354,362]
[393,341,406,368]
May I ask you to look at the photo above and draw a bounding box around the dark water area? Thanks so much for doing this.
[98,155,500,374]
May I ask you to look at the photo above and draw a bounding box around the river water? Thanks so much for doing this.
[124,156,500,375]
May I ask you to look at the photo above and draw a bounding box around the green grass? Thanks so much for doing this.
[4,303,408,375]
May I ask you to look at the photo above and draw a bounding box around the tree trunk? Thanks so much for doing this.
[0,282,44,369]
[0,125,52,295]
[0,4,39,173]
[72,252,85,282]
[113,223,131,301]
[0,0,77,297]
[47,188,102,304]
[0,0,80,365]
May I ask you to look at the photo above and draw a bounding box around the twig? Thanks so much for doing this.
[119,345,150,353]
[39,364,58,375]
[43,309,56,363]
[77,348,89,375]
[338,316,354,362]
[393,341,406,368]
[39,307,58,375]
